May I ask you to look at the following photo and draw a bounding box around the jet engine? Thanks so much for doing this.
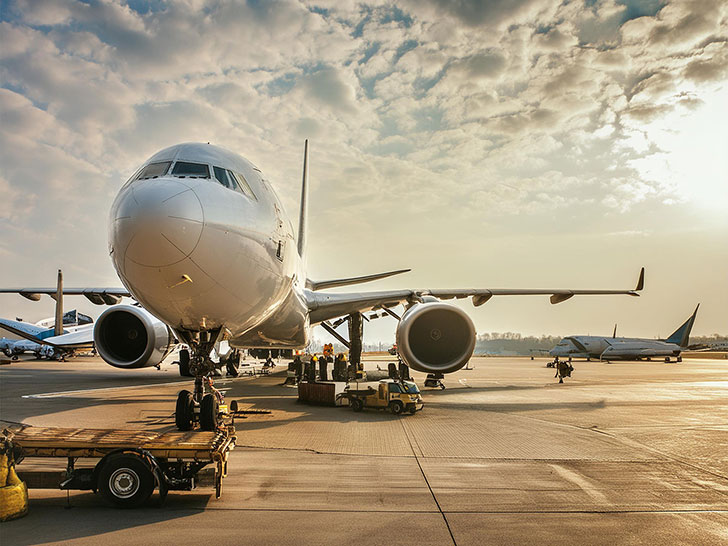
[395,301,476,375]
[94,304,175,369]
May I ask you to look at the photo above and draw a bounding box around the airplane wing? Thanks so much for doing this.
[306,269,411,290]
[0,287,129,305]
[307,268,644,324]
[0,318,48,339]
[0,319,94,350]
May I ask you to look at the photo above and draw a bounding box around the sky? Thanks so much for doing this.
[0,0,726,344]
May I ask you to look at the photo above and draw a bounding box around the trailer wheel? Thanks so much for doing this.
[200,394,219,431]
[98,454,154,508]
[389,401,404,415]
[350,398,364,412]
[175,390,194,431]
[178,349,192,377]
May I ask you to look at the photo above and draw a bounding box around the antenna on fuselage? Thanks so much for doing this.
[297,139,309,262]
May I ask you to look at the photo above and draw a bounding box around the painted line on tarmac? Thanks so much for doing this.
[21,378,242,399]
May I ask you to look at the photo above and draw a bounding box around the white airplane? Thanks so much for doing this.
[550,305,699,362]
[0,271,98,359]
[2,142,644,430]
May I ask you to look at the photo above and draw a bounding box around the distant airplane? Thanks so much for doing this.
[1,141,644,430]
[1,337,59,360]
[550,305,700,363]
[0,271,95,360]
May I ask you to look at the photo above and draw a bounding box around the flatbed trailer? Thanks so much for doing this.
[5,425,236,508]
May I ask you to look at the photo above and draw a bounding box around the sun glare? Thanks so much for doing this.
[629,86,728,212]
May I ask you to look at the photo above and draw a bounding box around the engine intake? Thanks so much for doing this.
[94,305,174,368]
[395,301,476,374]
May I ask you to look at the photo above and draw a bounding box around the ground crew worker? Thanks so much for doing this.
[293,354,303,382]
[555,360,573,383]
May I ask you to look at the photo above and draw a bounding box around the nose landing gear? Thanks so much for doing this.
[173,328,230,432]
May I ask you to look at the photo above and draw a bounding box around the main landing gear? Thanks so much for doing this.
[424,373,446,390]
[174,328,229,432]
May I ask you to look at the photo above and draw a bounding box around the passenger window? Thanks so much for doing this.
[213,166,236,190]
[136,161,171,180]
[231,171,257,200]
[171,162,210,178]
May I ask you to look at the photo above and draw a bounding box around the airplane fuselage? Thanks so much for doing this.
[109,143,309,348]
[550,336,683,360]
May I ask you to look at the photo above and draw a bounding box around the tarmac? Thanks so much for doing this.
[1,354,727,545]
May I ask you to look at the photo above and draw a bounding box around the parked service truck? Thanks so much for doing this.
[338,379,424,415]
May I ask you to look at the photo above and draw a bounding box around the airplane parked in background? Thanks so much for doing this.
[0,271,96,360]
[550,305,699,363]
[1,141,644,430]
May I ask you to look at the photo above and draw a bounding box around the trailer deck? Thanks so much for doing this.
[6,425,236,507]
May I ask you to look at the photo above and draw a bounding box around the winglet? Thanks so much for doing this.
[635,267,645,292]
[297,139,309,261]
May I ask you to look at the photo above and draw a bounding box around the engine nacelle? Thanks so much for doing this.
[395,301,476,375]
[94,304,174,369]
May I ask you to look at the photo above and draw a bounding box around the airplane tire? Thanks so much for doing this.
[389,401,404,415]
[677,356,682,363]
[178,349,192,377]
[175,390,194,431]
[11,355,18,361]
[98,454,155,508]
[350,398,364,412]
[200,394,219,431]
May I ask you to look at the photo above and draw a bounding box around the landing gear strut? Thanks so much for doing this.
[424,373,445,389]
[174,328,226,432]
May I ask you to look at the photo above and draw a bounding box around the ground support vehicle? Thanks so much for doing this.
[4,424,236,508]
[337,379,424,415]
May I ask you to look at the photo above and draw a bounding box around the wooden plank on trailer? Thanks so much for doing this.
[12,426,224,452]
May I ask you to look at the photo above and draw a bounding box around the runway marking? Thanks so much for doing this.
[21,377,244,399]
[550,464,610,504]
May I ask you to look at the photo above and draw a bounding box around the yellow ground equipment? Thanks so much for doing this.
[1,436,28,521]
[338,379,424,415]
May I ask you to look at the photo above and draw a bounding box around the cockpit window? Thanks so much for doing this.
[171,162,210,178]
[212,166,257,200]
[136,161,171,180]
[231,171,257,200]
[213,166,237,191]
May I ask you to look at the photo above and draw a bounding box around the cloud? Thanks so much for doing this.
[0,0,726,335]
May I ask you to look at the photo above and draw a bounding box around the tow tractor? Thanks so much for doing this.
[338,379,424,415]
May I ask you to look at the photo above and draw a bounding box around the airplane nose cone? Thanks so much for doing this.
[111,178,204,268]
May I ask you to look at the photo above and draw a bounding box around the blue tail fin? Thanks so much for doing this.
[665,304,700,347]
